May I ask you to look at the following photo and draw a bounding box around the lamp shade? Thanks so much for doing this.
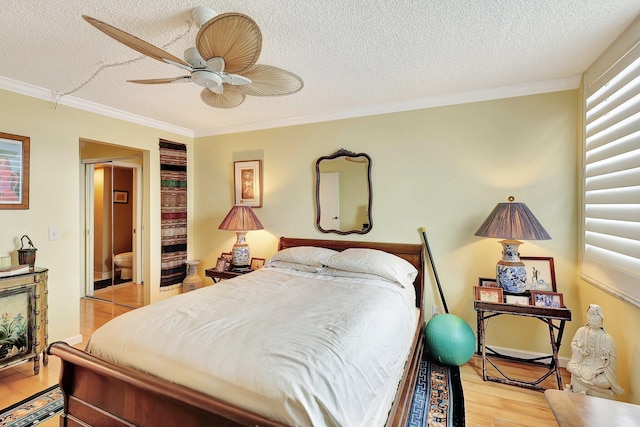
[474,197,550,240]
[218,205,264,231]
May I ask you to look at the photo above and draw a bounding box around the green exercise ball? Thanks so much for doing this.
[424,313,475,366]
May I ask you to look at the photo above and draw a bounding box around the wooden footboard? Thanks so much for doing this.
[48,331,422,427]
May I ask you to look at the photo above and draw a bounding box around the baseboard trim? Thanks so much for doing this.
[59,334,83,346]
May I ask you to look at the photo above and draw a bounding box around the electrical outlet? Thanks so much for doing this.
[432,306,440,317]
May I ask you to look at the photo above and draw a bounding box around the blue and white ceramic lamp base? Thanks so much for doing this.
[496,240,527,294]
[232,232,251,267]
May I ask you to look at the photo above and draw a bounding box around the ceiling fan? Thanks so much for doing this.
[82,7,303,108]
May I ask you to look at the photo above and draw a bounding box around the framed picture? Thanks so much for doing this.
[521,256,556,291]
[478,277,498,287]
[474,286,503,303]
[214,258,228,272]
[0,132,30,210]
[532,291,564,308]
[234,160,262,207]
[113,190,128,204]
[250,258,265,270]
[220,252,232,266]
[505,294,530,305]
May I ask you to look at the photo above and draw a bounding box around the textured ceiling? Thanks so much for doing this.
[1,1,639,136]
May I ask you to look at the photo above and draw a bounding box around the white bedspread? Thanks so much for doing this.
[86,267,418,426]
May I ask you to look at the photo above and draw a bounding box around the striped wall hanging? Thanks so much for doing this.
[159,140,187,288]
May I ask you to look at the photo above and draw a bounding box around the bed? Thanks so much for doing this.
[48,237,425,426]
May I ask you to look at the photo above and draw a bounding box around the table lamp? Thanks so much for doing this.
[474,196,550,293]
[218,204,264,269]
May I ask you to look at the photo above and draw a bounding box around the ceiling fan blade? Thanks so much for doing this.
[82,15,192,69]
[233,65,303,96]
[127,76,191,84]
[201,86,245,108]
[196,13,262,73]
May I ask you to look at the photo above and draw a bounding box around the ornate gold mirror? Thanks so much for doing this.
[315,149,372,234]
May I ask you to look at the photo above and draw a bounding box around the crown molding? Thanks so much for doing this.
[2,74,580,139]
[0,76,194,137]
[195,75,582,136]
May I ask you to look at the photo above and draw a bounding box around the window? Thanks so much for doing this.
[581,16,640,306]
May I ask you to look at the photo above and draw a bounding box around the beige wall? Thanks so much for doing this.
[0,89,193,342]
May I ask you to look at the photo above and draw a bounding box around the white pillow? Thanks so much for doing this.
[268,246,338,267]
[323,248,418,287]
[267,260,322,273]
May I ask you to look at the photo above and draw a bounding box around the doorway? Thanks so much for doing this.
[83,156,144,308]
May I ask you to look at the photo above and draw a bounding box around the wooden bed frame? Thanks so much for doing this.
[48,237,425,427]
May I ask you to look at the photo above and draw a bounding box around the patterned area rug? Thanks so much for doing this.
[407,354,466,427]
[0,385,62,427]
[159,139,187,288]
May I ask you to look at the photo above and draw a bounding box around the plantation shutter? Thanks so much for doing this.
[582,16,640,306]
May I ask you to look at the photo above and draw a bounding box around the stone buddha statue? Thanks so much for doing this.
[566,304,624,399]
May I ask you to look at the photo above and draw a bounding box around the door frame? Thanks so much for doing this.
[83,160,143,299]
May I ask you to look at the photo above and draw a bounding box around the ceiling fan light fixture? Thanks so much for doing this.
[192,6,218,28]
[192,70,223,91]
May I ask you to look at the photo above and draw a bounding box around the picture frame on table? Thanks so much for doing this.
[0,132,30,210]
[250,257,265,270]
[478,277,498,287]
[220,252,232,270]
[531,290,564,308]
[474,286,503,303]
[234,160,262,208]
[214,258,228,273]
[505,294,530,306]
[113,190,128,204]
[521,256,556,292]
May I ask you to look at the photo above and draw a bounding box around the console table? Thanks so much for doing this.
[474,300,571,391]
[0,267,48,375]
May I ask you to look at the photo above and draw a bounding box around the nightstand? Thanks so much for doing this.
[205,268,249,283]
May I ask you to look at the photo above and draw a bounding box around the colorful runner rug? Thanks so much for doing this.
[159,140,187,288]
[407,354,466,427]
[0,385,62,427]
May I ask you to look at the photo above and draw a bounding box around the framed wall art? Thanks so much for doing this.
[113,190,128,204]
[521,256,556,291]
[0,132,30,210]
[234,160,262,207]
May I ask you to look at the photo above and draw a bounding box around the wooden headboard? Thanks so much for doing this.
[278,237,425,309]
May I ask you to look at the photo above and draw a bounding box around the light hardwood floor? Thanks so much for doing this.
[1,295,566,426]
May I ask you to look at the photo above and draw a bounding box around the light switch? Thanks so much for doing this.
[48,226,60,241]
